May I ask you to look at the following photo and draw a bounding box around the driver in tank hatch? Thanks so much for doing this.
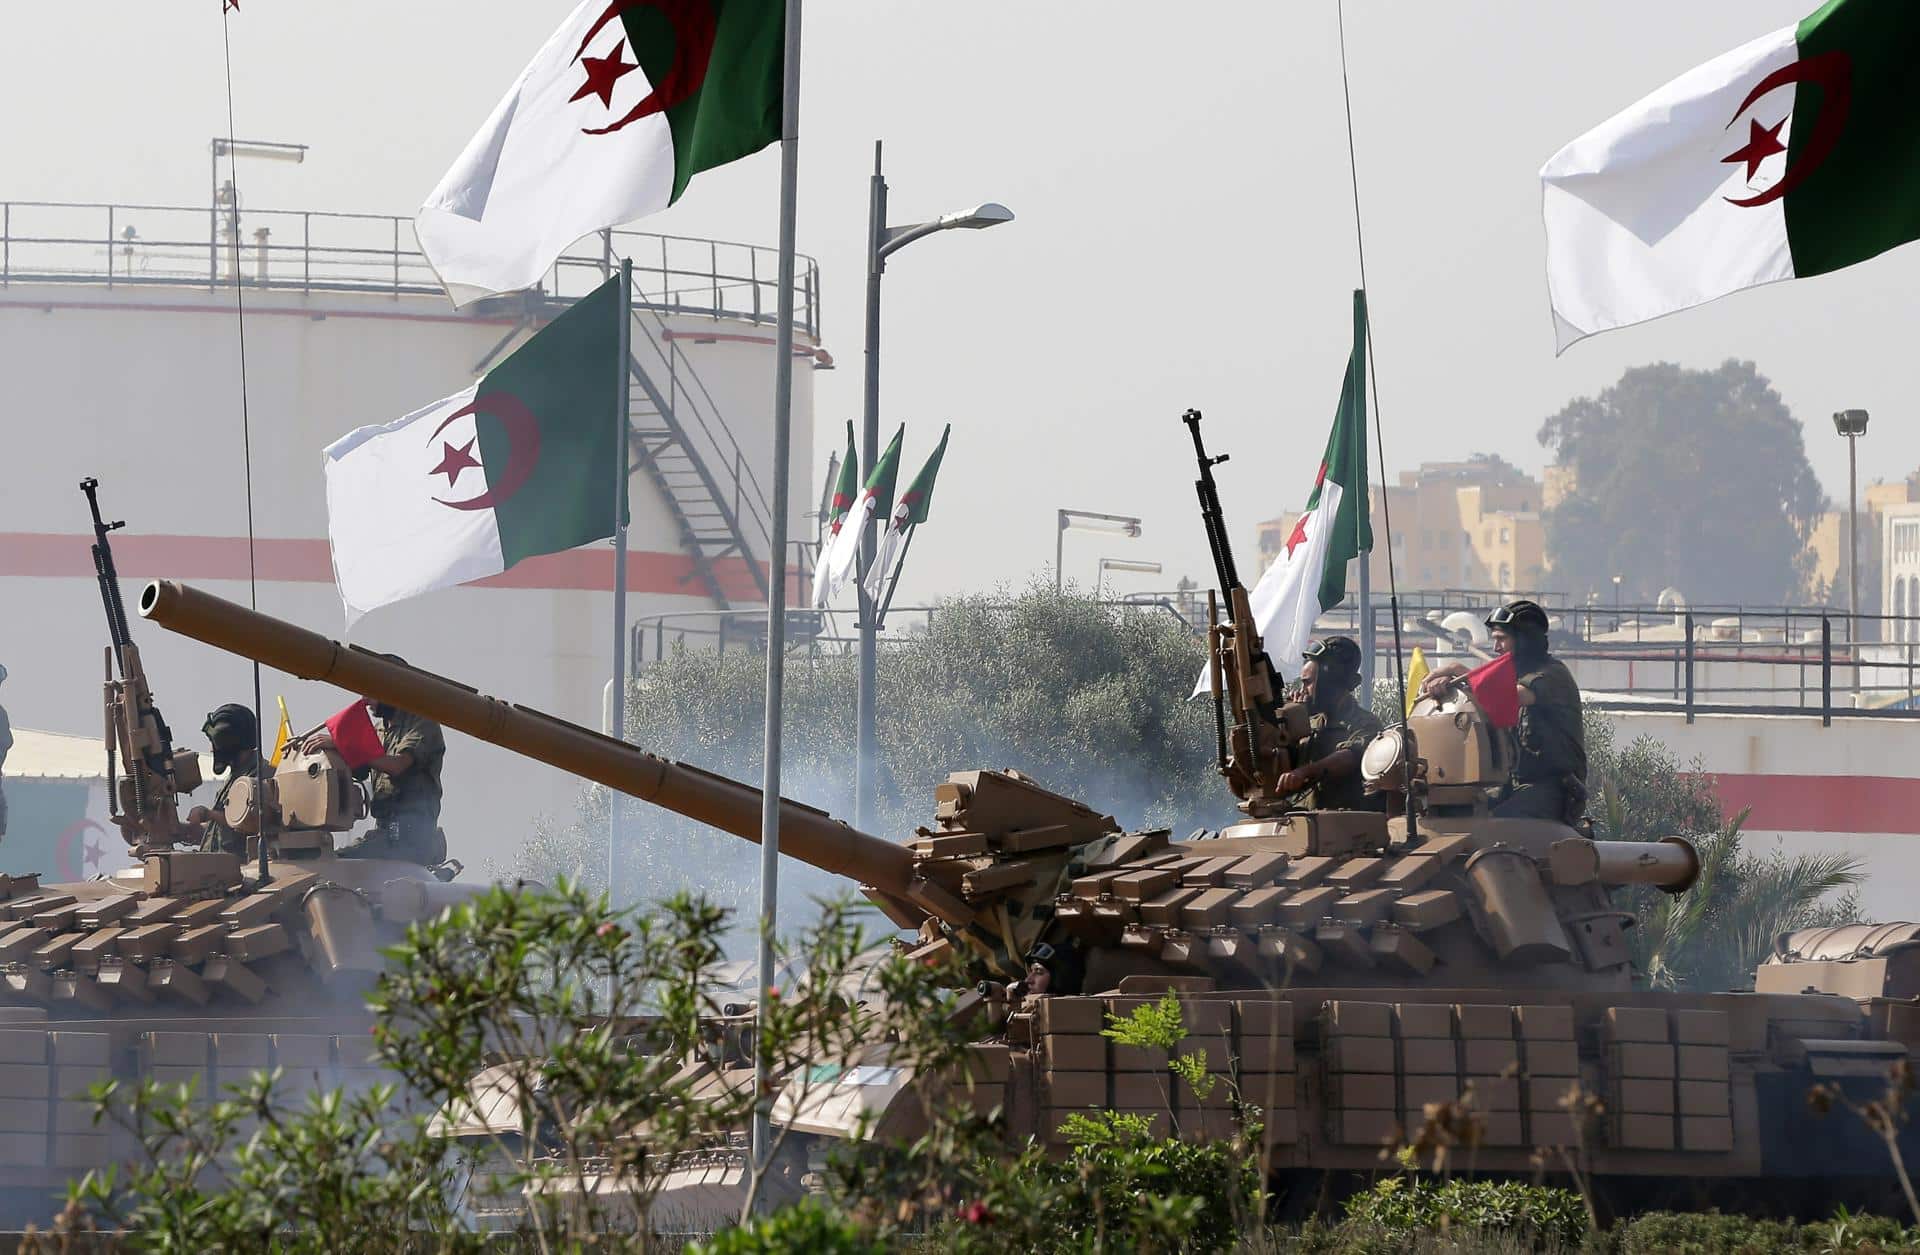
[1277,635,1384,812]
[1421,599,1587,823]
[188,703,260,855]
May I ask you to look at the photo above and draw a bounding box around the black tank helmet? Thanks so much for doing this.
[202,703,259,775]
[1303,635,1364,689]
[1486,599,1550,637]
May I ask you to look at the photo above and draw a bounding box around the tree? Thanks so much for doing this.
[1538,360,1827,605]
[514,584,1226,935]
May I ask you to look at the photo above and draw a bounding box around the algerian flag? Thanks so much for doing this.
[325,276,625,626]
[417,0,784,306]
[819,424,901,603]
[811,423,858,609]
[862,424,950,604]
[1197,293,1370,695]
[1542,0,1920,352]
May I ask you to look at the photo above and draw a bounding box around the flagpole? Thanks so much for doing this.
[877,526,916,623]
[1353,289,1374,695]
[610,258,632,898]
[752,0,802,1181]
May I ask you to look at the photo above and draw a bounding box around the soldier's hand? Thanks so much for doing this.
[185,806,211,825]
[299,732,334,755]
[1277,767,1315,794]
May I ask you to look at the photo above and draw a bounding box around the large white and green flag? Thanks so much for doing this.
[1543,0,1920,351]
[416,0,784,305]
[325,277,625,626]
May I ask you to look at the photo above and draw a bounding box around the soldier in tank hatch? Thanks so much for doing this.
[1421,599,1587,823]
[187,703,260,856]
[304,659,447,866]
[1277,635,1385,813]
[0,664,11,840]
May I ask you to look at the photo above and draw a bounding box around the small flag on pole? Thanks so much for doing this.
[811,423,858,609]
[268,696,293,767]
[862,424,950,603]
[819,424,901,603]
[324,702,385,770]
[1404,647,1429,717]
[1466,652,1520,729]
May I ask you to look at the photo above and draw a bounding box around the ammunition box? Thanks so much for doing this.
[1461,1076,1520,1111]
[1400,1038,1458,1075]
[1453,1004,1513,1039]
[1527,1076,1588,1111]
[1394,1003,1454,1039]
[1111,1044,1169,1072]
[46,1033,109,1070]
[1035,997,1106,1037]
[1138,888,1203,926]
[1528,1106,1582,1146]
[1523,1040,1580,1077]
[1392,890,1462,931]
[1605,1007,1670,1043]
[1045,1072,1106,1109]
[968,1084,1005,1117]
[1225,853,1290,888]
[1324,1036,1395,1074]
[1236,1035,1296,1073]
[1330,1073,1398,1109]
[1611,1112,1676,1151]
[1330,1108,1400,1146]
[0,1032,47,1066]
[1180,857,1242,888]
[1465,1112,1525,1146]
[1332,889,1396,926]
[0,1069,50,1102]
[1616,1078,1676,1114]
[1325,857,1387,892]
[1181,889,1239,930]
[1681,1115,1735,1152]
[1042,1036,1106,1072]
[1516,1005,1575,1040]
[1324,1001,1394,1037]
[1671,1010,1730,1046]
[212,1033,271,1070]
[0,1099,46,1133]
[1677,1080,1731,1117]
[1405,1074,1463,1110]
[1677,1045,1730,1082]
[1178,1001,1233,1035]
[1462,1040,1520,1075]
[1112,1074,1170,1108]
[144,1031,209,1068]
[1378,854,1442,891]
[1235,1000,1293,1038]
[1279,887,1341,927]
[273,1035,334,1072]
[964,1044,1012,1084]
[1610,1043,1677,1080]
[0,1132,44,1166]
[1238,1072,1296,1108]
[1230,887,1287,928]
[1261,1108,1300,1146]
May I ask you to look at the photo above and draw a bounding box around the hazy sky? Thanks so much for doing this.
[8,0,1917,606]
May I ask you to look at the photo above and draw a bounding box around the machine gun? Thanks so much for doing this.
[1181,410,1308,817]
[83,479,199,854]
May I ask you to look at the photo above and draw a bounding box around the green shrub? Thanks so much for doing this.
[1615,1208,1920,1253]
[688,1198,885,1254]
[1340,1177,1588,1248]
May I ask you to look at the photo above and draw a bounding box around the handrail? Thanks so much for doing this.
[0,199,820,337]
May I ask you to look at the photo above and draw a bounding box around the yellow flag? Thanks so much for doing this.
[1405,648,1429,717]
[268,696,292,767]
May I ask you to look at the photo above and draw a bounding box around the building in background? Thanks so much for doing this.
[1882,501,1920,644]
[1256,454,1547,594]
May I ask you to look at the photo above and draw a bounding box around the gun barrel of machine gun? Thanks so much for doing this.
[81,478,133,671]
[137,579,927,916]
[1181,409,1241,594]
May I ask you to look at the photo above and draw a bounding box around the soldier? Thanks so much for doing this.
[307,684,447,865]
[186,703,260,856]
[1276,636,1384,812]
[1422,599,1587,823]
[0,664,11,840]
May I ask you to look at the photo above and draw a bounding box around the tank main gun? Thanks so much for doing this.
[1182,410,1311,817]
[83,480,199,854]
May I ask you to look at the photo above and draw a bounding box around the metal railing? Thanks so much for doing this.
[0,200,820,337]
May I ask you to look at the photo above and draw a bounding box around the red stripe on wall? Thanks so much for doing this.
[0,532,780,602]
[1708,773,1920,836]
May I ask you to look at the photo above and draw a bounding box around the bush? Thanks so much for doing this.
[1614,1208,1920,1253]
[689,1197,885,1254]
[1340,1177,1588,1248]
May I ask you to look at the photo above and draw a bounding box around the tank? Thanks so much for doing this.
[133,568,1920,1214]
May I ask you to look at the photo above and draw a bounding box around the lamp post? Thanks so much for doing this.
[1055,510,1142,591]
[1096,558,1162,599]
[856,140,1012,830]
[1834,410,1870,633]
[1611,575,1622,632]
[209,139,307,284]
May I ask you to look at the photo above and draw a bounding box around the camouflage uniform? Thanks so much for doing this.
[201,754,256,856]
[0,698,11,839]
[339,709,447,866]
[1493,656,1588,823]
[1294,691,1384,812]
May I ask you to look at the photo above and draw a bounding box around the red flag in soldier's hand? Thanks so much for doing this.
[1466,652,1520,729]
[324,701,384,769]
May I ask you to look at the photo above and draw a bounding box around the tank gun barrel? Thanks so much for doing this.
[137,580,921,909]
[1550,836,1701,894]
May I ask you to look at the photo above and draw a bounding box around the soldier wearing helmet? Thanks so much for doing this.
[1423,599,1587,822]
[186,703,260,856]
[0,663,12,840]
[1277,635,1384,812]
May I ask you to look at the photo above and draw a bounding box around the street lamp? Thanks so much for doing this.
[1096,558,1162,598]
[1834,409,1870,630]
[1056,510,1142,592]
[855,139,1013,830]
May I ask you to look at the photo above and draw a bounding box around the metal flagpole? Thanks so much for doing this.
[609,259,633,898]
[1352,290,1374,694]
[753,0,803,1179]
[876,527,917,623]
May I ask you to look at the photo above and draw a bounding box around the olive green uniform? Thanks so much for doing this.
[1493,656,1588,823]
[0,702,10,839]
[201,754,257,857]
[339,710,447,865]
[1293,691,1384,812]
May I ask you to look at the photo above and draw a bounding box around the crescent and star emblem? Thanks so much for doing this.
[570,0,718,136]
[427,393,542,511]
[1721,51,1852,208]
